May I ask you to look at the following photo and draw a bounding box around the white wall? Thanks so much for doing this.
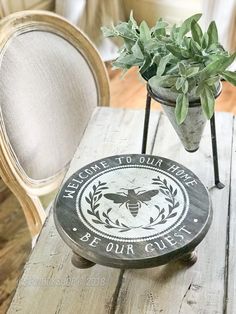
[124,0,203,26]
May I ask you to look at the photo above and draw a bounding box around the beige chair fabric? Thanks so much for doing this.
[0,30,97,180]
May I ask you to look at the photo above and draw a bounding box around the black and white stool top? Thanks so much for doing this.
[53,154,212,268]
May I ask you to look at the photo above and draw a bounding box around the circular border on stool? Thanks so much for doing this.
[53,154,212,268]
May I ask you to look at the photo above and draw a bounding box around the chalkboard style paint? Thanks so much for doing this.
[54,154,211,268]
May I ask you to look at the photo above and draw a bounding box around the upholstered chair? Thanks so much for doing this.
[0,11,110,238]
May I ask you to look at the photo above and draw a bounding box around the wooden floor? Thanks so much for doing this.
[110,67,236,114]
[1,67,236,313]
[0,193,31,313]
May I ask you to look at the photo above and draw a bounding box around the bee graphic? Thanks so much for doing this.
[104,188,159,217]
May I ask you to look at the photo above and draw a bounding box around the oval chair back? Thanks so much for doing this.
[0,11,110,236]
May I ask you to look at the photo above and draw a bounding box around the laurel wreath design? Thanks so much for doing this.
[142,176,180,230]
[85,177,180,232]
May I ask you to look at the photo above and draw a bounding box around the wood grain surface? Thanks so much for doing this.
[227,116,236,314]
[7,109,235,314]
[2,63,236,314]
[2,60,236,314]
[115,113,234,314]
[7,108,160,314]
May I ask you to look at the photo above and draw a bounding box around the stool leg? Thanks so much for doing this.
[71,251,95,268]
[179,250,197,266]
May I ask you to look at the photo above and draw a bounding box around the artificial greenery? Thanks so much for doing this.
[102,13,236,124]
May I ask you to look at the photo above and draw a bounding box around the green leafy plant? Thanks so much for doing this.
[102,13,236,124]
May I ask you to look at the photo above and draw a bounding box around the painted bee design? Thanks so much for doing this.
[104,188,159,217]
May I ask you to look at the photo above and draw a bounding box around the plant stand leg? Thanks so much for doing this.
[142,93,152,154]
[71,251,95,268]
[210,114,225,189]
[180,250,197,266]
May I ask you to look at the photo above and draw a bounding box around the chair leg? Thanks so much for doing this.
[31,234,39,248]
[179,250,197,266]
[71,251,95,268]
[17,193,46,237]
[0,161,46,238]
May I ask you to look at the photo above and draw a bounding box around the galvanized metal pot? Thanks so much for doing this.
[147,82,222,152]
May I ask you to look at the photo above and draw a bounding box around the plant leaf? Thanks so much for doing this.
[221,70,236,86]
[190,38,201,55]
[200,86,215,119]
[175,77,185,90]
[207,21,218,45]
[149,75,177,88]
[201,32,209,49]
[185,67,199,78]
[101,26,116,38]
[156,54,171,76]
[123,37,135,52]
[139,21,151,42]
[179,63,186,76]
[196,82,204,97]
[114,54,143,67]
[183,36,191,49]
[143,39,159,52]
[181,79,189,93]
[115,22,138,40]
[139,55,152,74]
[177,13,202,41]
[131,41,143,59]
[205,76,220,86]
[175,94,189,124]
[170,24,178,41]
[204,53,236,76]
[129,10,138,29]
[166,45,183,58]
[151,18,168,32]
[191,20,203,45]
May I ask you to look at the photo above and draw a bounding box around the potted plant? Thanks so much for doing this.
[102,13,236,152]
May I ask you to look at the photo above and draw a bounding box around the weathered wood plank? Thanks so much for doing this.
[7,107,160,314]
[226,115,236,314]
[115,112,233,314]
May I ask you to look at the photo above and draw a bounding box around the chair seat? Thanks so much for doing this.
[53,154,211,268]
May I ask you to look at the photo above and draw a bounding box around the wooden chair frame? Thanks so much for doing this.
[0,10,110,236]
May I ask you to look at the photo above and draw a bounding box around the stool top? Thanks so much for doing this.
[54,154,212,268]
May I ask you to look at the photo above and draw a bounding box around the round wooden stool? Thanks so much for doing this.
[54,154,211,269]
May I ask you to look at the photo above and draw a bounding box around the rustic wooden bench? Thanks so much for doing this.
[8,108,236,314]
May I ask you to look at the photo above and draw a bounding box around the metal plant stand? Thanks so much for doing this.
[142,88,225,189]
[210,114,225,189]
